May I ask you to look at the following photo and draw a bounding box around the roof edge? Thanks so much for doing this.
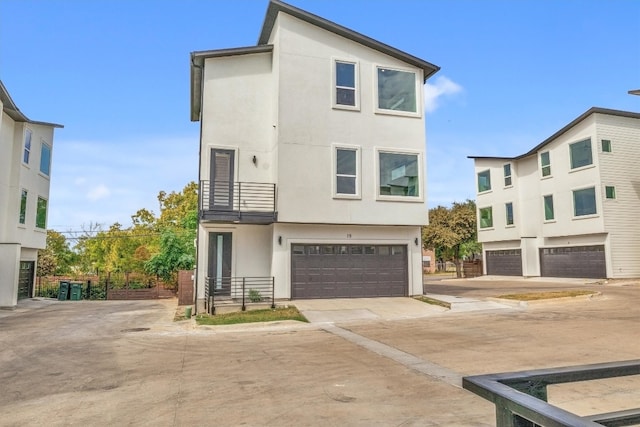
[0,81,63,128]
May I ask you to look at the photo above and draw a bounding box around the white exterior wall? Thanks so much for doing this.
[271,14,428,226]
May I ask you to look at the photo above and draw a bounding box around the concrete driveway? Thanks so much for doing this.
[1,278,639,426]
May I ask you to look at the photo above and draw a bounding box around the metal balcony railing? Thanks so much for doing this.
[199,180,277,223]
[204,276,275,315]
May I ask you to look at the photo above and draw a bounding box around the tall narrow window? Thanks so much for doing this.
[477,170,491,192]
[23,129,32,164]
[36,197,47,229]
[503,163,512,186]
[334,61,357,108]
[19,190,28,224]
[40,142,52,176]
[479,206,493,228]
[601,139,612,153]
[540,152,551,177]
[505,202,514,226]
[605,186,616,199]
[543,195,554,221]
[376,67,417,114]
[335,147,359,197]
[573,187,596,216]
[569,139,593,169]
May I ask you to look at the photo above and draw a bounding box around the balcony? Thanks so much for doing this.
[199,180,277,224]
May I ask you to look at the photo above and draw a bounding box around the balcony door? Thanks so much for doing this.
[210,149,235,210]
[208,232,232,295]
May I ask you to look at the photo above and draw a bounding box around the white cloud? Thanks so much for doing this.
[87,184,111,201]
[425,76,463,113]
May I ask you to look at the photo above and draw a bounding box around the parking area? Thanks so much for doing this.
[1,278,639,426]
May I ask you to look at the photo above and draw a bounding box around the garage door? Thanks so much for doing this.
[18,261,34,299]
[291,244,408,299]
[486,250,523,276]
[540,245,606,279]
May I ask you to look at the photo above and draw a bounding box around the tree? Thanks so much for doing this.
[144,229,195,281]
[422,200,478,278]
[37,230,76,276]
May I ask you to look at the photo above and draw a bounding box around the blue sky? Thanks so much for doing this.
[1,0,638,232]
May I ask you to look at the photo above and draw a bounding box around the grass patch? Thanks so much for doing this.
[414,296,451,309]
[497,290,597,301]
[196,306,308,326]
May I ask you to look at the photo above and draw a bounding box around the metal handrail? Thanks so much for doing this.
[200,180,276,213]
[205,276,275,315]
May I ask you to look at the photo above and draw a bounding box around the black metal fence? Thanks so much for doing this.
[205,276,275,315]
[35,278,107,300]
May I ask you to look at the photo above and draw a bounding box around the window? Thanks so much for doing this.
[335,147,359,197]
[605,186,616,199]
[334,60,358,108]
[36,197,47,229]
[573,187,596,216]
[570,139,593,169]
[376,67,417,114]
[540,151,551,177]
[23,129,32,164]
[477,170,491,192]
[503,164,512,187]
[543,195,554,221]
[479,206,493,228]
[505,202,514,226]
[19,190,27,224]
[378,151,420,198]
[40,142,52,176]
[601,139,612,153]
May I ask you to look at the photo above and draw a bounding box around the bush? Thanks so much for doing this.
[248,289,263,303]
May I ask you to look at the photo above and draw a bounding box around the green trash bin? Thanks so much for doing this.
[58,281,70,301]
[70,283,83,301]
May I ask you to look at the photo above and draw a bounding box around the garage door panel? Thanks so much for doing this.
[540,245,605,279]
[486,250,523,276]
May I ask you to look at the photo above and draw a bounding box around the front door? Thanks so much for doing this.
[210,149,235,210]
[208,232,232,296]
[18,261,34,299]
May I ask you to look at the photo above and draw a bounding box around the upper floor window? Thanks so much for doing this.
[605,186,616,199]
[573,187,596,217]
[40,142,52,176]
[479,206,493,228]
[378,151,420,198]
[543,195,554,221]
[376,67,417,114]
[540,151,551,177]
[569,139,593,169]
[334,146,360,198]
[23,129,32,164]
[334,60,358,109]
[505,202,514,226]
[19,189,28,225]
[36,197,48,229]
[477,170,491,193]
[503,163,512,187]
[601,139,612,153]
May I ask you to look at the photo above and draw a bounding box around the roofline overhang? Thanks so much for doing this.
[468,107,640,161]
[0,81,63,128]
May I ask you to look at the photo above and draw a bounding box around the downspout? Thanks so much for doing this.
[192,56,204,315]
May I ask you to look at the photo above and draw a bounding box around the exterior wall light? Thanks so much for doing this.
[252,155,257,165]
[415,237,419,246]
[278,236,282,245]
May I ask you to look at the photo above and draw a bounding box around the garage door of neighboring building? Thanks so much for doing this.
[291,244,408,299]
[485,249,523,276]
[18,261,34,300]
[540,245,606,279]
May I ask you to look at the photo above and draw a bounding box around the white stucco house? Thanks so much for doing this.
[190,0,439,311]
[0,81,62,308]
[469,107,640,279]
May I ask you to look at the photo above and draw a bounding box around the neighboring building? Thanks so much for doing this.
[190,0,439,308]
[422,248,436,274]
[469,107,640,279]
[0,81,63,307]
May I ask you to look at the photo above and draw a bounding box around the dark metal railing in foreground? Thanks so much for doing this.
[200,180,277,223]
[205,276,275,315]
[463,359,640,427]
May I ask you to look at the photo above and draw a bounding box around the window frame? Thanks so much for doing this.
[39,140,52,176]
[569,138,593,170]
[503,163,512,187]
[332,144,361,199]
[374,65,421,117]
[572,186,597,217]
[479,206,493,229]
[375,148,423,201]
[23,128,32,165]
[36,196,48,229]
[505,202,514,226]
[540,151,551,177]
[543,194,555,221]
[477,169,491,193]
[605,186,616,199]
[19,189,28,225]
[332,59,359,111]
[601,139,612,153]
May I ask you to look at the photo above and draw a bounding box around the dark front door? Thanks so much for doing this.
[208,232,232,296]
[210,149,235,210]
[18,261,35,299]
